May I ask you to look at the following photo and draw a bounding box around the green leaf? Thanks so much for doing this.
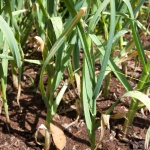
[123,0,147,72]
[89,34,133,91]
[121,91,150,111]
[0,54,14,60]
[40,7,87,104]
[51,81,68,117]
[50,17,64,39]
[0,16,21,79]
[88,0,110,32]
[0,16,21,69]
[83,57,95,114]
[93,0,116,100]
[24,59,43,65]
[82,59,92,137]
[64,0,94,80]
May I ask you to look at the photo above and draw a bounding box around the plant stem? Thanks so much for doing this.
[121,62,127,76]
[123,99,138,134]
[123,71,149,134]
[11,61,18,89]
[91,117,96,150]
[90,129,95,150]
[91,134,95,150]
[1,79,10,124]
[44,108,51,150]
[103,73,111,98]
[44,129,51,150]
[3,99,9,123]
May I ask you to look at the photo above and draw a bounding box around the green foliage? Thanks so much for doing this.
[0,0,149,149]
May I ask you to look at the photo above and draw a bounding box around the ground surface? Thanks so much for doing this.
[0,35,150,150]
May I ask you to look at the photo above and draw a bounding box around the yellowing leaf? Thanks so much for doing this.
[145,126,150,149]
[75,73,81,96]
[100,114,110,141]
[110,113,127,119]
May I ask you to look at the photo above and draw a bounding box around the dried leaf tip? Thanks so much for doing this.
[34,36,44,45]
[80,7,87,14]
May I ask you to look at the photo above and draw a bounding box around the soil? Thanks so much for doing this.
[0,33,150,150]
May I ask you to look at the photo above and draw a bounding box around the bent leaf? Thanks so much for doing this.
[121,91,150,112]
[35,124,50,146]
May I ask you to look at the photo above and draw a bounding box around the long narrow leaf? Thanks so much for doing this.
[88,0,110,32]
[123,0,147,72]
[82,59,92,137]
[51,81,68,117]
[63,0,94,80]
[93,1,116,100]
[0,16,21,78]
[40,8,87,103]
[89,34,133,91]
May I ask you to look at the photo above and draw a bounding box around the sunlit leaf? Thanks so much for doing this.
[145,126,150,149]
[121,91,150,112]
